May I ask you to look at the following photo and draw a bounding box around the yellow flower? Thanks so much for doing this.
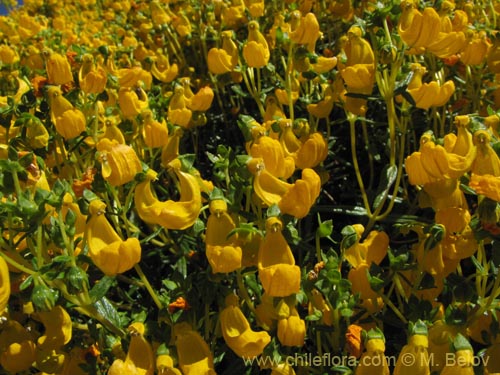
[271,363,297,375]
[427,321,460,372]
[25,116,49,149]
[440,334,474,375]
[161,127,183,167]
[258,217,301,297]
[244,0,264,18]
[460,31,491,65]
[277,306,306,347]
[311,56,338,74]
[308,288,332,326]
[156,354,182,375]
[47,86,86,139]
[406,63,455,109]
[278,168,321,218]
[96,138,142,186]
[141,110,169,148]
[289,11,321,52]
[345,225,388,313]
[207,47,234,75]
[471,130,500,176]
[205,198,242,273]
[85,200,141,276]
[54,108,87,140]
[0,320,36,373]
[168,86,192,128]
[151,51,179,83]
[294,132,329,169]
[398,2,441,51]
[340,26,375,115]
[243,21,270,68]
[134,161,202,230]
[0,254,10,312]
[487,35,500,74]
[249,159,321,218]
[78,54,107,94]
[0,44,19,64]
[186,85,214,112]
[355,330,390,375]
[117,66,152,90]
[470,173,500,202]
[108,323,155,375]
[118,86,149,119]
[394,323,430,375]
[220,294,271,358]
[174,322,216,375]
[249,135,295,179]
[36,305,72,350]
[45,51,73,85]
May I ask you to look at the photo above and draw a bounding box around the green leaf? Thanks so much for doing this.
[94,296,122,330]
[89,275,116,302]
[341,225,358,251]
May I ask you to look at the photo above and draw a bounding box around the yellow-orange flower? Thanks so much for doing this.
[85,200,141,276]
[174,322,216,375]
[258,217,301,297]
[96,138,142,186]
[220,294,271,358]
[277,306,306,347]
[45,51,73,85]
[243,21,270,68]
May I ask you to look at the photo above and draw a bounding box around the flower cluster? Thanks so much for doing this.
[0,0,500,374]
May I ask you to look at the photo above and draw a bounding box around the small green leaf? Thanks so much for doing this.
[341,225,358,251]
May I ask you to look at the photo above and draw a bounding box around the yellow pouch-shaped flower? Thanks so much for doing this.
[117,66,152,90]
[205,198,242,273]
[289,11,321,52]
[168,86,192,128]
[220,294,271,358]
[258,217,300,297]
[0,320,36,373]
[0,255,10,312]
[398,4,441,50]
[79,54,107,94]
[250,136,295,179]
[271,363,296,375]
[151,52,179,83]
[118,86,149,119]
[187,86,214,112]
[97,138,142,186]
[394,334,430,375]
[85,200,141,276]
[54,108,86,140]
[134,161,202,230]
[294,132,328,170]
[277,306,306,347]
[174,322,216,375]
[46,51,73,85]
[156,354,182,375]
[471,130,500,176]
[469,174,500,202]
[243,21,270,68]
[278,168,321,218]
[36,305,72,350]
[355,335,390,375]
[109,323,155,375]
[142,110,169,148]
[207,48,234,75]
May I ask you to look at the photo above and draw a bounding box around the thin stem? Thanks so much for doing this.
[134,264,163,310]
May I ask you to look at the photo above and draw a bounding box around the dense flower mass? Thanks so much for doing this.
[0,0,499,374]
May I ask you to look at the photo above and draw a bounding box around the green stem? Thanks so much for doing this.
[134,264,163,310]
